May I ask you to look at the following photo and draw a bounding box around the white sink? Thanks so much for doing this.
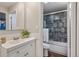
[0,37,36,57]
[2,37,35,49]
[7,40,21,44]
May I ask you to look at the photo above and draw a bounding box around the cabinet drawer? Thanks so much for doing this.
[8,46,29,57]
[8,41,35,57]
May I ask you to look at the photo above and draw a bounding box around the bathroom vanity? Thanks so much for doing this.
[0,37,36,57]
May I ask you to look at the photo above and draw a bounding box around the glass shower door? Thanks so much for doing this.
[44,11,67,43]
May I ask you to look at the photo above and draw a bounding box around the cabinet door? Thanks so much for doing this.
[24,41,36,57]
[8,49,21,57]
[22,41,36,57]
[8,45,30,57]
[8,41,35,57]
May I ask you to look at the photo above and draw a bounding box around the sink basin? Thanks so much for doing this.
[7,39,23,44]
[1,37,35,49]
[0,37,36,57]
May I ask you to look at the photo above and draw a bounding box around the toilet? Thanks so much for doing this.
[43,28,49,57]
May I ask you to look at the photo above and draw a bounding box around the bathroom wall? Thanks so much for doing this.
[0,7,21,40]
[0,7,7,13]
[0,3,24,41]
[0,7,19,41]
[0,31,21,40]
[0,3,43,57]
[25,3,43,56]
[8,2,25,30]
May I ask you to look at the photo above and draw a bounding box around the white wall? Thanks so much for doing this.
[0,3,24,40]
[0,7,7,13]
[25,3,43,56]
[8,3,25,30]
[0,7,19,41]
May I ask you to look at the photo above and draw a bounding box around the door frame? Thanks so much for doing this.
[41,2,77,57]
[68,2,77,57]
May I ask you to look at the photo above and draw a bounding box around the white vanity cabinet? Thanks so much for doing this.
[1,38,36,57]
[8,41,35,57]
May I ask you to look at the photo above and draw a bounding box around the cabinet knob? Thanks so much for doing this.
[17,51,20,53]
[30,44,32,46]
[24,52,28,56]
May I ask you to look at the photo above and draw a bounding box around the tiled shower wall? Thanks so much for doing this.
[43,11,67,42]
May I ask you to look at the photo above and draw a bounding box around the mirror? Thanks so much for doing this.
[0,2,25,30]
[0,12,6,30]
[9,10,17,30]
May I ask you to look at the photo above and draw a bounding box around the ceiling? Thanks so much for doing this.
[43,2,67,14]
[0,2,67,13]
[0,2,17,8]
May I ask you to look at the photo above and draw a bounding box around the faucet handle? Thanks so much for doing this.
[13,37,19,40]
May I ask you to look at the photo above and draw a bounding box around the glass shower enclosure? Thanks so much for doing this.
[43,10,67,43]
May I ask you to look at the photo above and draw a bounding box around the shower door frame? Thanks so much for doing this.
[67,2,77,57]
[42,2,77,57]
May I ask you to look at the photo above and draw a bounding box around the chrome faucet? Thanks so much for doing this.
[13,37,19,40]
